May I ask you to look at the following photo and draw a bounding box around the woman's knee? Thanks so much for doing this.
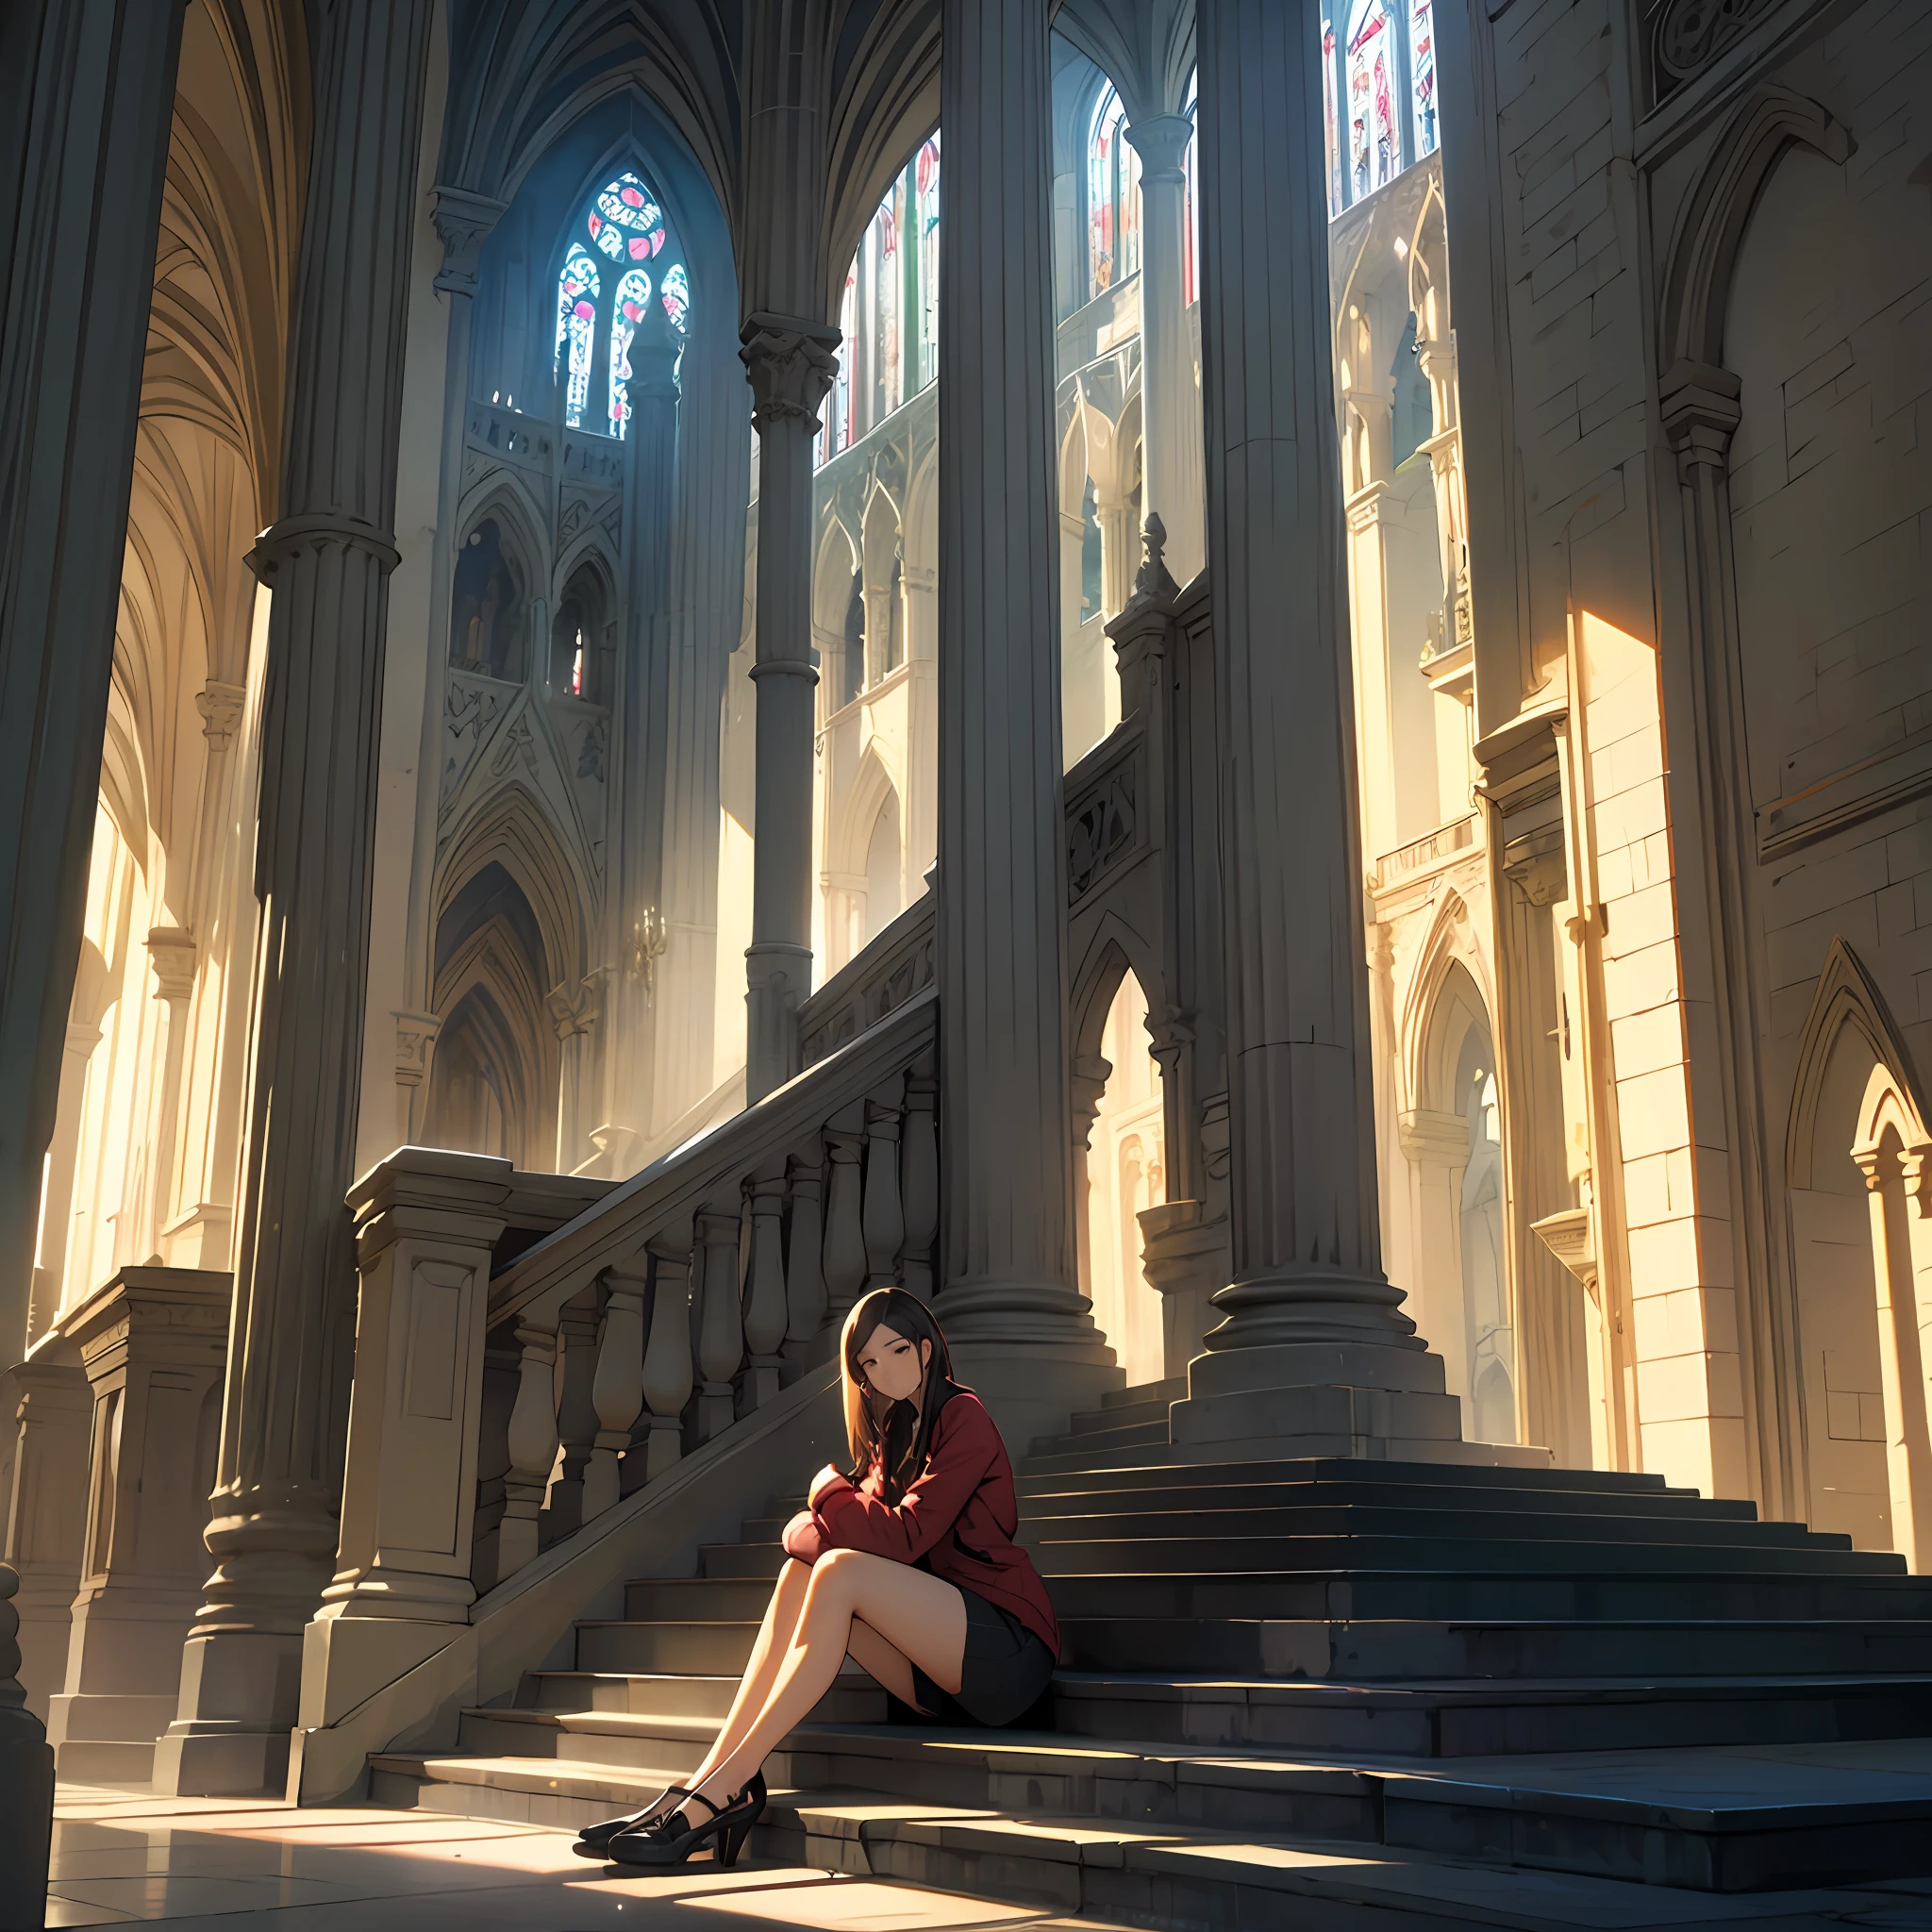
[804,1546,868,1604]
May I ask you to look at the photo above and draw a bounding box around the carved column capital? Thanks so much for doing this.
[430,185,508,296]
[391,1009,441,1091]
[739,312,840,433]
[1660,358,1741,477]
[145,927,197,1004]
[1124,112,1194,183]
[195,679,246,750]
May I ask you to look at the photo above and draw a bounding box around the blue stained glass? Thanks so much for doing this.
[608,267,652,434]
[660,261,690,333]
[596,175,662,234]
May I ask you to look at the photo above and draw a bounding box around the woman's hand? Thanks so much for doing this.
[808,1463,851,1507]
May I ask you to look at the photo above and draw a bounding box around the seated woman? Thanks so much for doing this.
[575,1286,1058,1870]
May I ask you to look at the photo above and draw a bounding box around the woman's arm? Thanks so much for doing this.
[810,1404,998,1564]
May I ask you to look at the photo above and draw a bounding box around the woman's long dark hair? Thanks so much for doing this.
[840,1288,956,1505]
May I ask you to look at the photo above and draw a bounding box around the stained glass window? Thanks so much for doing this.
[553,169,689,437]
[1409,0,1438,160]
[1182,76,1198,308]
[1346,0,1399,203]
[1324,19,1341,217]
[608,268,651,433]
[1088,85,1141,296]
[816,137,941,468]
[557,244,600,429]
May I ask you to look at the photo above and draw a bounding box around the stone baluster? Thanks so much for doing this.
[547,1283,605,1541]
[933,0,1116,1443]
[862,1085,906,1291]
[635,1240,694,1488]
[154,0,436,1798]
[496,1307,562,1580]
[469,1324,521,1591]
[0,1558,54,1932]
[692,1208,743,1440]
[821,1110,868,1334]
[784,1148,827,1353]
[899,1054,940,1303]
[585,1264,646,1520]
[741,1163,790,1408]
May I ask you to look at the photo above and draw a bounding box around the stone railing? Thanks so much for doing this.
[317,985,939,1653]
[798,889,936,1071]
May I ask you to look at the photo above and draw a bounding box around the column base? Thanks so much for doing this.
[151,1630,303,1797]
[940,1289,1124,1455]
[47,1691,178,1786]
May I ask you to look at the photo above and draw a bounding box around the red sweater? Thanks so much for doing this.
[782,1386,1060,1658]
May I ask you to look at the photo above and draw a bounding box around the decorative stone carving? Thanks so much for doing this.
[391,1010,441,1092]
[145,927,196,1004]
[1656,0,1779,88]
[441,675,501,804]
[194,680,246,750]
[1067,767,1137,902]
[430,184,507,298]
[739,319,839,431]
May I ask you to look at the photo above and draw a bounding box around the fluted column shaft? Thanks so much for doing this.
[0,0,187,1364]
[1184,0,1417,1387]
[1124,113,1205,589]
[741,319,838,1103]
[154,0,433,1798]
[932,0,1113,1430]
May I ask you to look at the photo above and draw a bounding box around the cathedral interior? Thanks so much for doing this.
[3,0,1932,1924]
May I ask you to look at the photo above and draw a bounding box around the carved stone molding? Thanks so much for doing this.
[1655,0,1781,90]
[194,680,245,750]
[1124,112,1193,183]
[391,1009,441,1091]
[431,184,508,297]
[1660,358,1742,477]
[144,927,196,1005]
[738,313,840,433]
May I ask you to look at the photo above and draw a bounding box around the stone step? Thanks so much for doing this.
[1027,1416,1173,1458]
[1046,1668,1932,1757]
[509,1664,888,1723]
[1013,1452,1704,1495]
[370,1728,1932,1896]
[1019,1503,1837,1551]
[1021,1474,1759,1523]
[1058,1615,1932,1680]
[698,1540,790,1579]
[616,1566,1932,1629]
[1027,1530,1891,1577]
[577,1618,762,1674]
[1062,1396,1176,1437]
[1092,1376,1186,1415]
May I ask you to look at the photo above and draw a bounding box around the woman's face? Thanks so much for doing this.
[856,1322,931,1406]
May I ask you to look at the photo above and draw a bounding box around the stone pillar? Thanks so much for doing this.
[47,1267,230,1787]
[1125,113,1205,589]
[1171,0,1464,1458]
[154,0,434,1798]
[0,1561,54,1932]
[0,0,187,1365]
[741,318,839,1103]
[396,186,507,1145]
[0,1358,91,1720]
[548,975,601,1174]
[933,0,1118,1442]
[289,1149,509,1804]
[140,928,198,1257]
[903,564,940,884]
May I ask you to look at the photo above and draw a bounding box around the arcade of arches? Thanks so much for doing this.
[1,0,1929,1824]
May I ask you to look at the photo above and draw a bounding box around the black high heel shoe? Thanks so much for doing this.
[606,1772,766,1870]
[572,1785,699,1858]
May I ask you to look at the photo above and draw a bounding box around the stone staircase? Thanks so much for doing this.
[369,1379,1932,1925]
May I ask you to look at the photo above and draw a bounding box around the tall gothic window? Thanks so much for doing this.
[1325,0,1437,217]
[1087,84,1141,296]
[553,169,691,437]
[818,134,941,467]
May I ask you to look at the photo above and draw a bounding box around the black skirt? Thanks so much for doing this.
[908,1584,1056,1728]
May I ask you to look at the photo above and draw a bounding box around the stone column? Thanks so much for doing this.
[1170,0,1461,1457]
[0,0,187,1365]
[46,1266,230,1786]
[741,318,839,1103]
[396,187,507,1144]
[1125,113,1205,589]
[154,0,435,1798]
[140,928,198,1257]
[933,0,1118,1442]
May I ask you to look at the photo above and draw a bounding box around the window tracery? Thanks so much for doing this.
[1088,85,1141,296]
[553,169,689,437]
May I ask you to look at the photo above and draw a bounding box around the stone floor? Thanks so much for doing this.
[42,1788,1119,1931]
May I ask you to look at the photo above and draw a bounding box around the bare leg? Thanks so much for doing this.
[684,1549,967,1816]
